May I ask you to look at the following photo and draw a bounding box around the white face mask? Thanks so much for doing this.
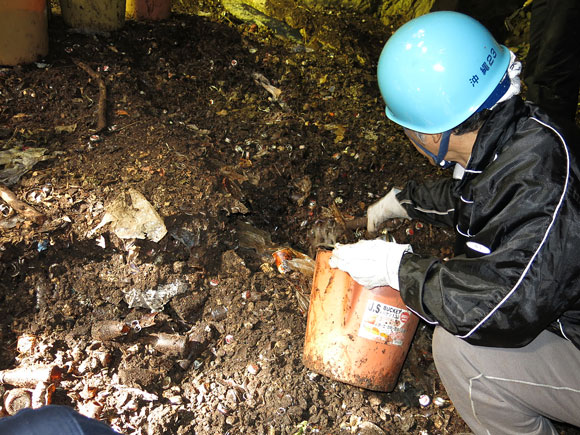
[493,51,522,109]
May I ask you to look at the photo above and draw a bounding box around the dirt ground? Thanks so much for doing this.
[0,6,578,435]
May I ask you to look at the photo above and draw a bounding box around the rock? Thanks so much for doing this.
[222,0,303,42]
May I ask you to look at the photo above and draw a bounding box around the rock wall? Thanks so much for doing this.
[217,0,434,43]
[172,0,528,54]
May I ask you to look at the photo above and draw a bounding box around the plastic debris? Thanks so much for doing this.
[433,396,447,407]
[123,280,188,312]
[210,305,228,321]
[272,248,315,277]
[36,239,49,252]
[25,184,52,203]
[236,221,278,253]
[273,248,293,273]
[252,72,282,101]
[54,123,77,134]
[0,147,62,186]
[239,223,317,275]
[168,214,208,249]
[89,188,167,242]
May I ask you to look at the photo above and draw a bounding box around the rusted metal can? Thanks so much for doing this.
[0,365,62,388]
[91,320,131,341]
[4,388,32,415]
[272,247,315,276]
[150,333,189,356]
[303,250,419,392]
[272,248,293,274]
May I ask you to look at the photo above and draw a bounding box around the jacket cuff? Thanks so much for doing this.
[398,253,439,324]
[389,243,413,290]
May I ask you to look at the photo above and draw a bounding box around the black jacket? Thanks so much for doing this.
[397,97,580,350]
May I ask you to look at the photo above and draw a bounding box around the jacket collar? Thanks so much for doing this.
[465,96,528,173]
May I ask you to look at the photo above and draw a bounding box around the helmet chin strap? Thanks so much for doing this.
[404,71,511,170]
[408,131,454,168]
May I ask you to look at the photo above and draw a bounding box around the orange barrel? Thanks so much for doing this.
[303,250,419,392]
[126,0,171,20]
[0,0,49,66]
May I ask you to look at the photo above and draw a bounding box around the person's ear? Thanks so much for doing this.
[431,133,443,144]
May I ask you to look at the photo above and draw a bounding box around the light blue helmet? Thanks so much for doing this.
[377,11,511,134]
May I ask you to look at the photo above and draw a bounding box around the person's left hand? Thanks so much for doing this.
[329,239,412,290]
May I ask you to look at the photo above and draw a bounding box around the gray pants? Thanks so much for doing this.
[432,327,580,435]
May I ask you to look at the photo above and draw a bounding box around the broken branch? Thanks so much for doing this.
[0,184,45,225]
[73,59,107,132]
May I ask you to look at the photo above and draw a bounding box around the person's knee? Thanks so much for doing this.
[432,326,461,369]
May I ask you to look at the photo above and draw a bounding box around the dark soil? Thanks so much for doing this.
[0,6,577,435]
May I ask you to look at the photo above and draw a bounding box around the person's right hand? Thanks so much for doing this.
[367,188,409,233]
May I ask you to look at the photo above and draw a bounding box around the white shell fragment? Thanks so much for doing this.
[419,394,431,407]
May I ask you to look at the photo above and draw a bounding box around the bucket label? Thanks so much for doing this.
[358,299,411,346]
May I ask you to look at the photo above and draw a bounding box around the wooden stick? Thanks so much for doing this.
[330,202,347,230]
[0,184,45,225]
[344,216,368,231]
[73,59,107,132]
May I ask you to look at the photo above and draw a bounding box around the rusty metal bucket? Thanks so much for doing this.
[303,250,419,392]
[0,0,49,66]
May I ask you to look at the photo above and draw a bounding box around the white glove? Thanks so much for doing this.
[367,188,409,233]
[329,239,412,290]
